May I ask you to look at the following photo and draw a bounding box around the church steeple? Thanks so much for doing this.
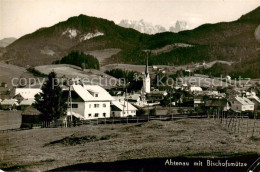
[143,51,150,93]
[145,52,149,76]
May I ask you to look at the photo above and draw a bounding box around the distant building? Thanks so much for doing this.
[190,86,203,92]
[15,88,42,100]
[20,99,35,111]
[126,93,147,107]
[226,75,231,83]
[0,99,19,110]
[146,91,168,103]
[21,106,41,128]
[246,92,260,112]
[194,96,204,107]
[111,97,137,117]
[14,88,42,102]
[205,99,229,117]
[143,55,150,93]
[230,96,254,112]
[152,66,158,70]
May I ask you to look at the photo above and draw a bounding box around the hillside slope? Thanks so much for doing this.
[1,6,260,78]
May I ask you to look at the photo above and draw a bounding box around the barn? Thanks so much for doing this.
[21,106,41,128]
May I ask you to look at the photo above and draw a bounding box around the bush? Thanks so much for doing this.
[26,67,47,77]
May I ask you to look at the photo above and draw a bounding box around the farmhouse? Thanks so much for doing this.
[64,84,114,120]
[19,99,35,111]
[230,96,254,112]
[0,99,19,110]
[15,88,42,99]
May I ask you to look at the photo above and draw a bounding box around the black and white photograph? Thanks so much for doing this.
[0,0,260,171]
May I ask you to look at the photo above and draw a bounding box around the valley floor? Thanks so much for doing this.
[0,118,259,171]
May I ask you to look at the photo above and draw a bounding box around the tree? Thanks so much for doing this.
[34,72,67,122]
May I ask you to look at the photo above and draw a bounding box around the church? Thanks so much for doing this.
[143,55,150,93]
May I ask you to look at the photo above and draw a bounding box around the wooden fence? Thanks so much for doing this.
[211,113,260,138]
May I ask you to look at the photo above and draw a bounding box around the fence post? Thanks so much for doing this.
[252,120,256,137]
[246,117,249,138]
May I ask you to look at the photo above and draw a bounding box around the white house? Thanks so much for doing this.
[15,88,42,99]
[190,86,203,92]
[65,84,114,120]
[231,96,254,112]
[111,96,137,117]
[0,99,19,110]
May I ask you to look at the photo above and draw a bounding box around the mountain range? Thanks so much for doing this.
[118,19,188,34]
[0,37,16,47]
[1,6,260,78]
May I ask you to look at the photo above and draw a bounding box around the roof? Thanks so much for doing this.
[111,100,137,111]
[67,111,84,119]
[1,99,18,105]
[20,99,35,106]
[72,84,114,102]
[22,106,41,115]
[247,95,260,104]
[234,97,254,105]
[205,99,227,107]
[190,86,202,92]
[149,91,168,96]
[126,94,141,101]
[15,88,42,99]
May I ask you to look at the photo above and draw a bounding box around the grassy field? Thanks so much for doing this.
[0,110,22,130]
[0,118,259,171]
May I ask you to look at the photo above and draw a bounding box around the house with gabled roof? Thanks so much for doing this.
[15,88,42,100]
[111,96,137,117]
[230,96,254,112]
[64,84,114,120]
[0,99,19,110]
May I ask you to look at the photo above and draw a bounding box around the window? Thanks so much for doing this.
[94,104,99,108]
[103,103,106,107]
[95,113,99,117]
[72,104,78,108]
[103,113,106,117]
[89,104,91,108]
[94,93,98,97]
[88,114,91,117]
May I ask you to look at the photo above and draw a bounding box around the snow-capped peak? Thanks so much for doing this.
[118,19,166,34]
[119,19,189,34]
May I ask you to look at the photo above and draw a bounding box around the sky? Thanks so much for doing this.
[0,0,259,39]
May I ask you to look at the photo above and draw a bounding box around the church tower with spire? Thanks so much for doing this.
[143,53,150,93]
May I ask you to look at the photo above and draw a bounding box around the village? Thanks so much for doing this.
[0,56,259,130]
